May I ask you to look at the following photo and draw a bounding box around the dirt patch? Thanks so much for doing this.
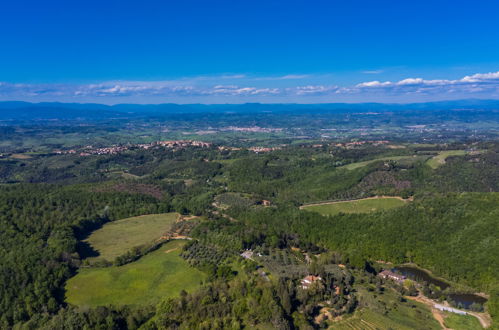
[164,248,178,254]
[406,294,491,329]
[10,153,32,159]
[406,296,450,329]
[178,215,198,222]
[432,309,451,330]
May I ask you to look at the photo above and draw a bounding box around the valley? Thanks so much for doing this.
[0,105,498,329]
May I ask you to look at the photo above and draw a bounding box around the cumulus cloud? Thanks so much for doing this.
[356,81,391,88]
[352,71,499,97]
[356,71,499,89]
[0,71,498,102]
[291,85,339,95]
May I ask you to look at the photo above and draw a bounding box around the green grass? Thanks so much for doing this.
[66,240,206,307]
[85,213,179,263]
[339,155,427,170]
[301,197,407,216]
[333,287,440,330]
[443,313,483,330]
[426,150,467,169]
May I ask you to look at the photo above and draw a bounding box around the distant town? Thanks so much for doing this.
[50,139,394,157]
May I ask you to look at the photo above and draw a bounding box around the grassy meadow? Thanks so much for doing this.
[426,150,467,169]
[66,240,205,307]
[301,197,407,216]
[333,287,440,330]
[85,213,179,263]
[339,155,429,170]
[443,313,483,330]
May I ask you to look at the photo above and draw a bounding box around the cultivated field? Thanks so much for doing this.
[85,213,179,263]
[66,240,205,307]
[301,196,408,216]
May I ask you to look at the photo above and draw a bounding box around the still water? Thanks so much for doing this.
[394,265,487,308]
[448,293,488,309]
[394,265,449,289]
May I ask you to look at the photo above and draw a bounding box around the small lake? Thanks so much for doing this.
[448,293,488,309]
[394,265,449,289]
[394,265,487,309]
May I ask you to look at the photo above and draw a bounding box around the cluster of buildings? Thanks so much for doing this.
[222,126,283,133]
[78,146,129,156]
[333,140,390,148]
[51,138,392,158]
[248,146,282,153]
[300,275,323,290]
[217,146,242,151]
[378,270,406,283]
[155,140,212,148]
[53,140,213,157]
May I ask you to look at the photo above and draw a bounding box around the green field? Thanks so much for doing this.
[340,155,429,170]
[301,197,407,216]
[66,240,206,307]
[443,313,483,330]
[332,307,439,330]
[332,287,440,329]
[426,150,467,169]
[85,213,179,263]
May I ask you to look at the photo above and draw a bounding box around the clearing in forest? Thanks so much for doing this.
[301,196,408,216]
[339,155,429,170]
[84,213,179,263]
[66,240,205,307]
[426,150,467,169]
[332,287,440,329]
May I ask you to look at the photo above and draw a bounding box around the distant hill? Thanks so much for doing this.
[0,99,498,120]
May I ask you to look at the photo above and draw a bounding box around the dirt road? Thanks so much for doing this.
[406,294,491,328]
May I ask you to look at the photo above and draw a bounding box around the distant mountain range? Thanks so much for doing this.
[0,99,498,120]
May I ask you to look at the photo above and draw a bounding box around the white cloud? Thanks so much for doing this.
[397,78,425,85]
[356,81,392,88]
[354,71,499,96]
[292,85,339,95]
[0,71,498,102]
[461,71,499,82]
[362,70,384,74]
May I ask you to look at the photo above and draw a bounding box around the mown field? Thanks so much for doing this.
[339,155,429,170]
[301,197,408,216]
[66,240,205,307]
[426,150,467,169]
[84,213,179,263]
[443,312,483,330]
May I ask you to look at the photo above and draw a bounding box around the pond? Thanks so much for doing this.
[394,265,450,289]
[393,265,487,309]
[448,293,488,309]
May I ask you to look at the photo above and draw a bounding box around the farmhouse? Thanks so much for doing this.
[240,250,254,260]
[300,275,322,289]
[378,270,406,282]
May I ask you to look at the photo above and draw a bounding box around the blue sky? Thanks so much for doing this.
[0,0,498,103]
